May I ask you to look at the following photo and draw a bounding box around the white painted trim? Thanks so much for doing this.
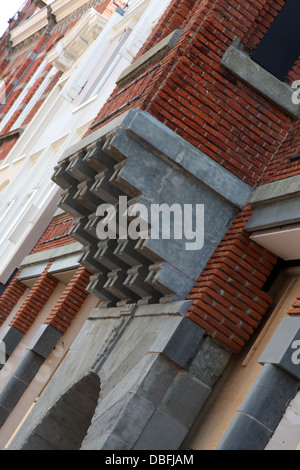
[10,0,96,47]
[0,0,173,286]
[47,8,108,72]
[10,9,48,47]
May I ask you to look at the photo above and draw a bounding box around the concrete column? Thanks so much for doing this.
[217,317,300,450]
[0,325,62,427]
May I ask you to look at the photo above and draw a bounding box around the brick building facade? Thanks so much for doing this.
[0,0,299,451]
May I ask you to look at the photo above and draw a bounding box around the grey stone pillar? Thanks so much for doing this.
[0,326,25,363]
[0,324,62,427]
[217,317,300,450]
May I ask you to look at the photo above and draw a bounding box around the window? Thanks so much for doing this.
[78,28,133,105]
[251,0,300,81]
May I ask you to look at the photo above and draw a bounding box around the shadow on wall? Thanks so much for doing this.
[20,371,101,450]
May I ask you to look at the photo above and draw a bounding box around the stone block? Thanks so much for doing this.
[1,326,24,357]
[188,336,232,387]
[245,197,300,232]
[217,412,273,450]
[159,371,211,427]
[113,393,155,446]
[0,377,28,414]
[249,174,300,208]
[221,43,300,119]
[116,30,183,87]
[137,355,179,406]
[162,317,205,369]
[133,409,188,450]
[14,351,44,384]
[27,324,63,360]
[239,364,299,431]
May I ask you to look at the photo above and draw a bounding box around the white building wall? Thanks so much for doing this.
[0,0,171,284]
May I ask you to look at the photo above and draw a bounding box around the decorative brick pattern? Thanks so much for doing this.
[0,275,27,327]
[31,213,75,254]
[44,266,91,333]
[9,265,59,334]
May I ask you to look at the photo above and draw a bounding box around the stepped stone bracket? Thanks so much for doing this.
[52,109,252,307]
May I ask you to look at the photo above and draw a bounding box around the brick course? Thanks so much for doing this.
[187,206,278,352]
[44,266,91,333]
[31,214,75,254]
[9,265,59,334]
[0,274,27,327]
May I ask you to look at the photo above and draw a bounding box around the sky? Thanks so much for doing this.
[0,0,28,37]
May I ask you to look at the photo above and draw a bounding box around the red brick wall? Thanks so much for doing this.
[31,213,75,255]
[44,266,91,333]
[187,207,278,352]
[9,264,59,334]
[0,275,26,327]
[87,0,294,188]
[83,0,299,352]
[261,120,300,184]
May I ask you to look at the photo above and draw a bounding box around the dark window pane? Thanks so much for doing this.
[251,0,300,81]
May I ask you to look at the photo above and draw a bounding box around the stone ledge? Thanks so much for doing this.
[221,39,300,120]
[245,197,300,232]
[20,242,83,268]
[116,29,183,88]
[124,110,252,209]
[248,175,300,209]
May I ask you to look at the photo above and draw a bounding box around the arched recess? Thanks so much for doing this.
[21,372,101,450]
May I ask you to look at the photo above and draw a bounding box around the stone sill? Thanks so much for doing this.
[245,175,300,233]
[221,39,300,120]
[249,174,300,208]
[20,241,83,268]
[116,29,183,88]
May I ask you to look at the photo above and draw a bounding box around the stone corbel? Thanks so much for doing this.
[45,5,57,37]
[48,9,108,73]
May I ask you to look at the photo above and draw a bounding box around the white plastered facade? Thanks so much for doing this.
[0,0,172,284]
